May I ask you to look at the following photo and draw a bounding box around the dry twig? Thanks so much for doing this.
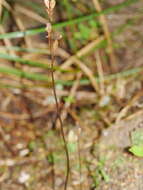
[92,0,117,72]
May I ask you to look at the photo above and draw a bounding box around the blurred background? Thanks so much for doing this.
[0,0,143,189]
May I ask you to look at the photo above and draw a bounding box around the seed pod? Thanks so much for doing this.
[50,0,56,10]
[46,22,52,34]
[44,0,50,9]
[52,40,59,52]
[52,32,62,41]
[44,0,56,11]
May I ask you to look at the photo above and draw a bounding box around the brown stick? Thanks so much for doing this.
[92,0,117,72]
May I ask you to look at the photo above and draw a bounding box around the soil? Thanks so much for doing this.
[0,0,143,190]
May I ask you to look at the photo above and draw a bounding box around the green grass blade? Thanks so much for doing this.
[0,0,138,39]
[0,65,143,87]
[0,66,50,81]
[0,53,69,72]
[56,66,143,86]
[0,53,51,69]
[0,46,49,53]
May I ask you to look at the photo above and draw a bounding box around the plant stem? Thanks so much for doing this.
[49,36,70,190]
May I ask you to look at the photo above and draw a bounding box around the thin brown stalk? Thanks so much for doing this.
[15,4,47,24]
[48,34,70,190]
[0,26,16,56]
[1,0,11,11]
[14,14,33,48]
[44,1,70,190]
[56,73,82,188]
[116,90,143,123]
[0,0,3,17]
[56,45,101,93]
[95,52,105,95]
[73,58,99,92]
[60,37,104,70]
[92,0,117,72]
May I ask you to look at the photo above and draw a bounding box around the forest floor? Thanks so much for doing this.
[0,0,143,189]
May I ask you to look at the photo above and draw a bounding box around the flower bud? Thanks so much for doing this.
[46,22,52,34]
[44,0,56,10]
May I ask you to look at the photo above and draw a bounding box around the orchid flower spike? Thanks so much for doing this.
[44,0,56,11]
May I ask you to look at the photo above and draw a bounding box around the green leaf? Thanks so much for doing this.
[78,24,91,40]
[89,20,99,28]
[64,96,75,103]
[100,169,110,183]
[129,145,143,157]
